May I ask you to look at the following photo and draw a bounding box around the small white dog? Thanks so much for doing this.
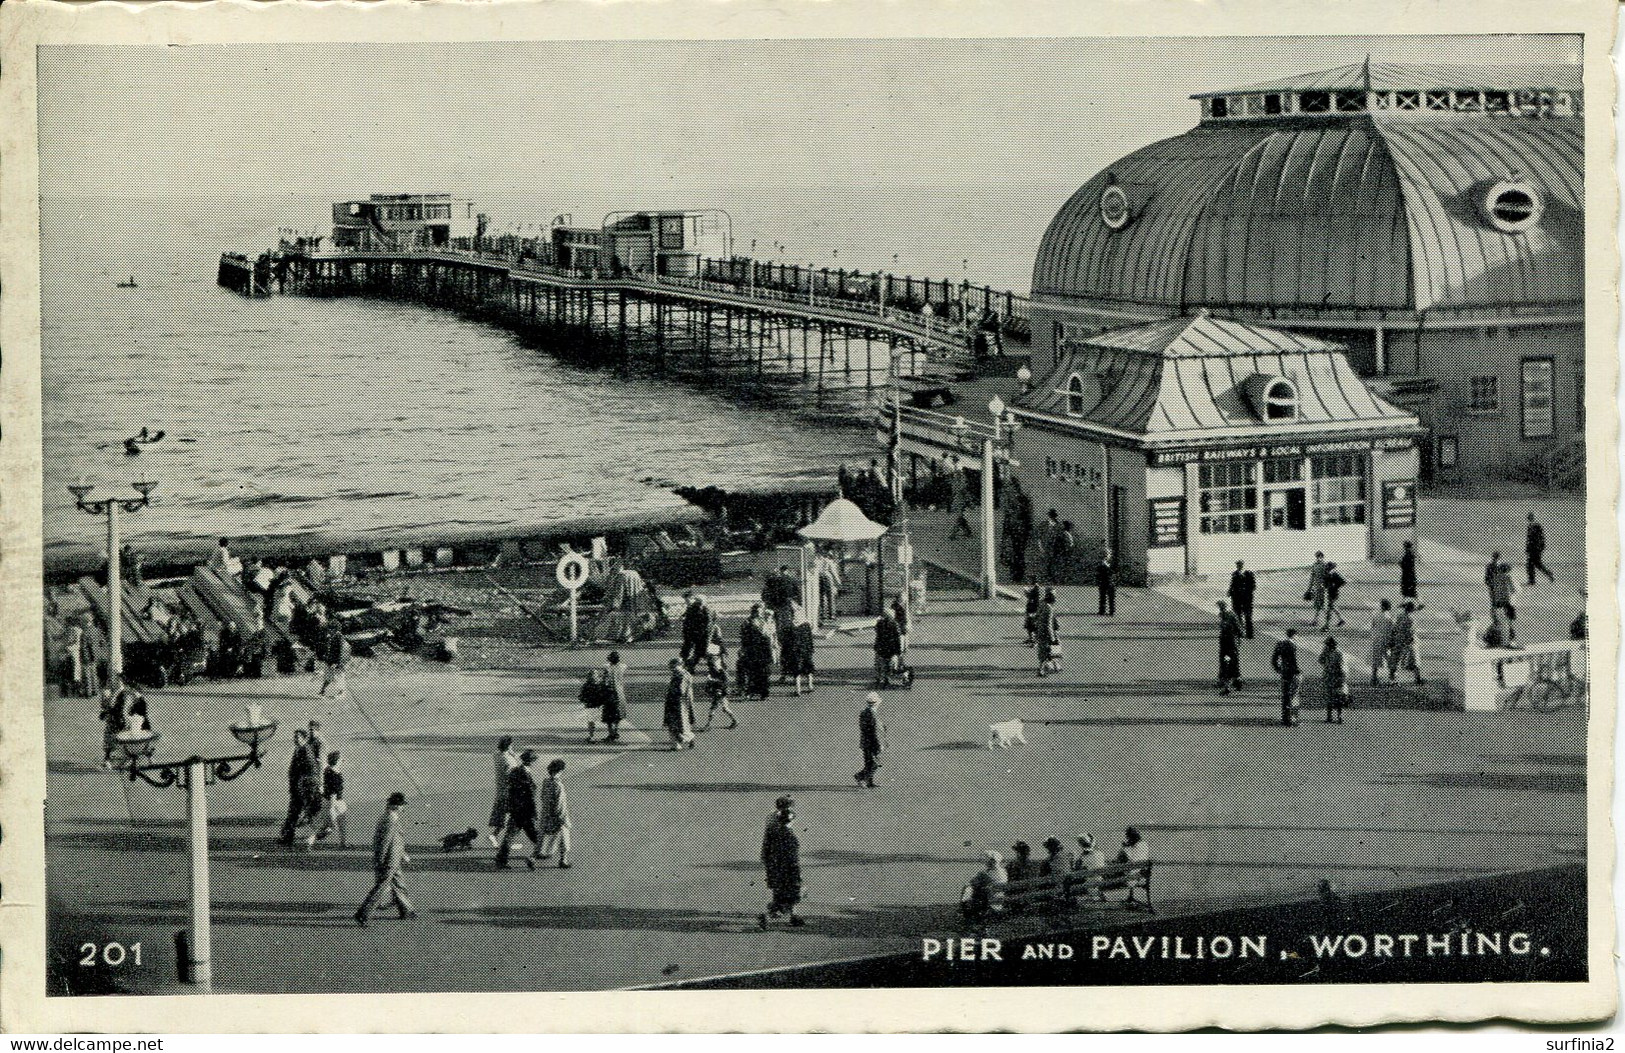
[988,719,1026,749]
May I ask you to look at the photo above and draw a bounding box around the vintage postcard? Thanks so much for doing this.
[0,0,1617,1033]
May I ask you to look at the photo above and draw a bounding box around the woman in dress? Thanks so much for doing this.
[788,602,817,696]
[1035,590,1061,676]
[600,651,627,743]
[663,658,696,750]
[738,604,775,700]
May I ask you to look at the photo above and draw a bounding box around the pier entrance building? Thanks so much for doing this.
[1008,312,1422,583]
[332,193,477,250]
[1026,62,1582,484]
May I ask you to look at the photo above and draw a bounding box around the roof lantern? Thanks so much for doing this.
[1193,61,1583,123]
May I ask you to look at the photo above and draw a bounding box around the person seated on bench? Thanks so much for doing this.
[1068,833,1108,901]
[1039,837,1068,877]
[1006,840,1034,883]
[960,850,1007,922]
[1109,826,1152,907]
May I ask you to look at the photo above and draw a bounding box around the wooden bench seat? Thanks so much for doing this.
[962,860,1155,921]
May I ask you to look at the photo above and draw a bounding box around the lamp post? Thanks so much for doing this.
[67,478,157,686]
[1016,364,1033,394]
[949,398,1017,600]
[115,713,278,994]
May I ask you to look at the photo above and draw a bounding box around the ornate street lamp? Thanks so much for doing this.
[68,478,157,685]
[947,399,1019,600]
[115,712,278,993]
[1016,364,1033,394]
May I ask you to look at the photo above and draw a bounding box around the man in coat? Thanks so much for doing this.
[679,593,720,671]
[855,692,887,787]
[495,750,543,870]
[1271,628,1303,727]
[1035,509,1060,583]
[1525,512,1555,585]
[759,795,805,929]
[1216,601,1242,695]
[278,729,319,846]
[1095,550,1117,616]
[872,607,903,688]
[354,791,417,926]
[488,735,520,847]
[1228,560,1256,638]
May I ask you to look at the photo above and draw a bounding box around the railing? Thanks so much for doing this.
[1462,636,1588,713]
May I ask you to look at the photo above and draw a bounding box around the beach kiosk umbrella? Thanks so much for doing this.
[798,497,888,542]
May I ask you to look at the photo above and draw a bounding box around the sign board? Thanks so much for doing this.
[1148,435,1412,467]
[1147,496,1186,548]
[556,552,591,590]
[1382,480,1417,530]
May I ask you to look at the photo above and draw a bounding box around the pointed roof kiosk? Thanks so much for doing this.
[1006,312,1423,582]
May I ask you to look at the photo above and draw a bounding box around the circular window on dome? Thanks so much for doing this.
[1099,185,1131,230]
[1480,180,1544,234]
[1263,378,1299,420]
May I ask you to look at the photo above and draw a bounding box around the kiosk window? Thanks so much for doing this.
[1311,454,1368,526]
[1521,358,1555,439]
[1198,462,1258,535]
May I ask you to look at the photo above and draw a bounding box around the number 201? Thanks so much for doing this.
[79,941,141,967]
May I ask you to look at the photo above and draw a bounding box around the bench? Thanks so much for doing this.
[961,860,1155,921]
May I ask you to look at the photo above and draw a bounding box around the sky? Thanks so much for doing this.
[38,34,1580,210]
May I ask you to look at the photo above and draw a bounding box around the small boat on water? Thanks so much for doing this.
[116,276,138,288]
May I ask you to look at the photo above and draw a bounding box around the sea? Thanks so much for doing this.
[40,185,1073,564]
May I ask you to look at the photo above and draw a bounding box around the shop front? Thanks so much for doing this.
[1009,313,1422,583]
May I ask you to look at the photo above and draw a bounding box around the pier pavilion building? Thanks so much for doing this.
[1026,63,1582,483]
[551,211,725,277]
[1008,312,1422,583]
[332,193,477,250]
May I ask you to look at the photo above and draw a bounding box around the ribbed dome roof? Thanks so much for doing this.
[1033,107,1582,314]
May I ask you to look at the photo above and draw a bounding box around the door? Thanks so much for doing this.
[1264,486,1307,531]
[1108,485,1126,558]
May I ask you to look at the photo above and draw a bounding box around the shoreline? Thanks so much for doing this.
[42,479,841,583]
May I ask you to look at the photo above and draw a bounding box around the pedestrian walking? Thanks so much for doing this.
[1320,637,1350,724]
[1525,512,1556,585]
[1022,582,1041,646]
[308,751,348,849]
[599,652,627,742]
[854,692,886,787]
[278,728,320,846]
[1391,601,1426,685]
[1096,550,1116,616]
[759,796,805,929]
[664,658,696,750]
[354,792,417,926]
[1228,560,1256,638]
[1399,540,1418,601]
[890,594,910,676]
[1305,552,1329,626]
[1489,561,1520,646]
[317,621,351,699]
[534,759,571,868]
[1271,628,1303,727]
[495,750,543,870]
[1322,562,1348,629]
[699,643,738,730]
[488,736,520,846]
[1217,600,1243,695]
[679,593,721,671]
[1036,590,1061,676]
[872,606,903,688]
[738,604,775,700]
[788,604,818,695]
[1369,600,1395,685]
[1036,509,1061,583]
[1484,552,1502,604]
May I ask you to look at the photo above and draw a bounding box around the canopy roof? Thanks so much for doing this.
[1013,314,1419,445]
[1193,61,1583,97]
[799,498,888,542]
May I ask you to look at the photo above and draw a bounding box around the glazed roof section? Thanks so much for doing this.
[1014,314,1419,442]
[1031,109,1582,312]
[1192,61,1583,97]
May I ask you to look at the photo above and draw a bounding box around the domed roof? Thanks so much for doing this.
[1033,65,1582,315]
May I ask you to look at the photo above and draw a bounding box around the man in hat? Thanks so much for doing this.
[1228,560,1256,638]
[1271,628,1303,727]
[872,607,903,688]
[1526,512,1555,585]
[355,791,416,926]
[1095,550,1116,617]
[760,796,804,929]
[855,692,886,787]
[495,750,543,870]
[278,729,319,846]
[1216,600,1243,695]
[679,593,720,672]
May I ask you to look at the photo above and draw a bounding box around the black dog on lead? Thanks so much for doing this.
[441,827,480,852]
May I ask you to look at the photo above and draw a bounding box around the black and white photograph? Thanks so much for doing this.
[1,0,1615,1033]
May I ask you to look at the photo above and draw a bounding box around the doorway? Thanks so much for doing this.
[1263,486,1307,531]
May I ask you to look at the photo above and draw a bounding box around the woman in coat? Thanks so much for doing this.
[663,658,695,749]
[1035,590,1061,676]
[738,604,775,700]
[600,651,627,743]
[787,602,817,696]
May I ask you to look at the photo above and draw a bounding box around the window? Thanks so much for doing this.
[1264,378,1299,420]
[1394,91,1421,110]
[1438,436,1460,470]
[1198,462,1258,535]
[1424,90,1451,110]
[1311,454,1367,526]
[1209,97,1228,118]
[1053,320,1066,347]
[1469,375,1500,412]
[1263,457,1304,484]
[1481,181,1543,234]
[1332,90,1365,112]
[1484,91,1510,113]
[1066,374,1086,416]
[1263,93,1283,115]
[1299,91,1330,113]
[1521,358,1555,439]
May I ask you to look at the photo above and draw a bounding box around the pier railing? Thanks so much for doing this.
[294,243,1017,353]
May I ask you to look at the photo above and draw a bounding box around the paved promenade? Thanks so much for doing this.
[47,505,1585,994]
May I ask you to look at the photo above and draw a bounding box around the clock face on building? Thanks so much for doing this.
[1100,185,1131,230]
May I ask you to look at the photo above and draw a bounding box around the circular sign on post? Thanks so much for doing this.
[556,553,590,590]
